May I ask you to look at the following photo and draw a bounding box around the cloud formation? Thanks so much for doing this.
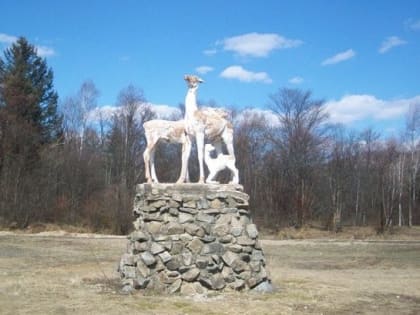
[289,76,304,84]
[324,94,420,124]
[378,36,407,54]
[321,49,356,66]
[220,32,303,57]
[195,66,214,75]
[0,33,18,44]
[220,65,272,83]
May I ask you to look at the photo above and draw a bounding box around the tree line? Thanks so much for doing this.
[0,38,419,234]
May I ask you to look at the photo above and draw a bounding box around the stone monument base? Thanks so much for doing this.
[118,183,272,294]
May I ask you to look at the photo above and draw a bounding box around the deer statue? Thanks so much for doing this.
[143,119,191,184]
[204,143,239,184]
[183,74,236,183]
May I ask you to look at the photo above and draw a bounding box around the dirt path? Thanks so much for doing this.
[0,234,419,314]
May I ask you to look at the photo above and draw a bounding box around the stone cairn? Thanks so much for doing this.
[119,183,272,294]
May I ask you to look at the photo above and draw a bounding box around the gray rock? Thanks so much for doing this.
[200,235,216,243]
[134,241,148,252]
[251,280,274,293]
[146,221,162,234]
[122,266,136,278]
[222,251,239,266]
[181,249,194,266]
[211,198,227,209]
[221,266,235,283]
[166,222,184,234]
[179,212,194,224]
[166,255,182,271]
[136,259,151,277]
[170,241,184,255]
[179,233,193,242]
[219,235,234,243]
[150,242,165,255]
[251,250,265,263]
[148,199,167,209]
[237,236,255,246]
[134,276,150,289]
[229,279,246,291]
[203,208,220,215]
[143,213,164,222]
[210,274,226,290]
[179,207,198,215]
[213,224,230,237]
[197,197,209,209]
[167,279,182,294]
[181,267,200,282]
[216,213,232,225]
[184,224,205,237]
[130,231,149,242]
[201,242,225,256]
[232,259,249,273]
[246,224,259,239]
[180,282,207,295]
[140,251,156,266]
[158,251,172,263]
[225,244,242,253]
[183,199,197,208]
[120,253,135,266]
[196,212,215,224]
[196,256,210,269]
[187,238,203,254]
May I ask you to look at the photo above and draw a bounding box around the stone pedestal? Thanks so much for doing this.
[118,183,272,294]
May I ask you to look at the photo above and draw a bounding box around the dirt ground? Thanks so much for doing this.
[0,232,419,315]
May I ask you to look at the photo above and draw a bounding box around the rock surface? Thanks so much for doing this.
[119,183,270,294]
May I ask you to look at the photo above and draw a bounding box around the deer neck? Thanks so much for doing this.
[185,87,198,120]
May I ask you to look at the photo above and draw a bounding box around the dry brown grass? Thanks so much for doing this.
[0,232,419,314]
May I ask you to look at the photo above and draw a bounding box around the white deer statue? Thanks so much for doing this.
[143,119,191,184]
[183,75,236,183]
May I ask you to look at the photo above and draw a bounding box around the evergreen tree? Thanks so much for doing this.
[0,37,62,144]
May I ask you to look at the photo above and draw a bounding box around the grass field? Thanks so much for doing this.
[0,232,419,315]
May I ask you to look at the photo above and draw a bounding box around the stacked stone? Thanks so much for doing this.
[119,183,271,294]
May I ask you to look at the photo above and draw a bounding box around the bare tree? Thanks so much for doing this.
[268,88,328,227]
[406,101,420,227]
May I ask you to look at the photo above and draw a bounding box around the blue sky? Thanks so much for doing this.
[1,0,420,136]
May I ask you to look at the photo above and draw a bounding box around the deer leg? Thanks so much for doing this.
[150,147,158,183]
[143,145,152,183]
[176,136,191,184]
[196,132,205,183]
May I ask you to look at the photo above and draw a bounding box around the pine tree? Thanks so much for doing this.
[0,37,62,144]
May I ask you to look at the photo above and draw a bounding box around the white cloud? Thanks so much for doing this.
[88,103,182,123]
[405,18,420,31]
[195,66,214,75]
[203,49,217,56]
[36,45,56,57]
[324,94,420,125]
[378,36,407,54]
[221,32,303,57]
[220,65,272,83]
[289,76,304,84]
[321,49,356,66]
[235,108,280,127]
[0,33,18,44]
